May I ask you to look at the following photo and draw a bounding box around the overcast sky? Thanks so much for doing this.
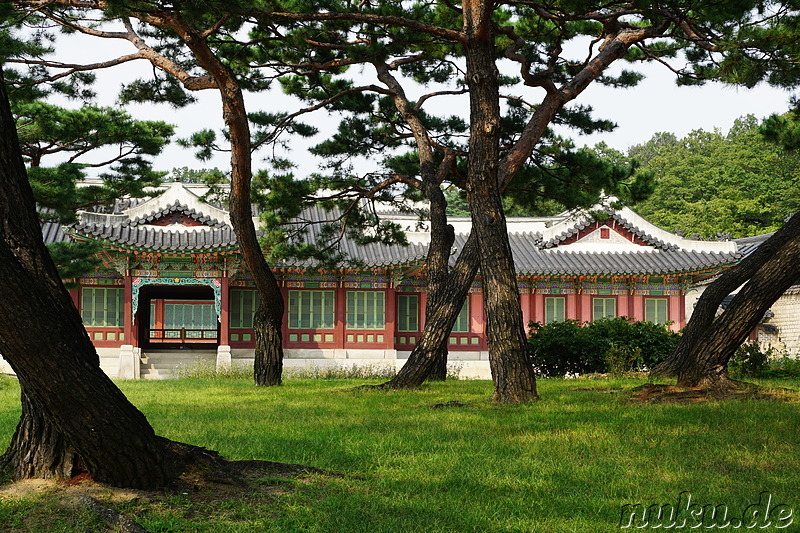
[46,31,794,179]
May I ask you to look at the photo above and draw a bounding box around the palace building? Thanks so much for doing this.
[4,181,760,379]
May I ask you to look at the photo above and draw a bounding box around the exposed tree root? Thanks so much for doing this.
[627,382,799,404]
[2,449,342,532]
[430,400,468,409]
[164,439,336,490]
[78,494,147,533]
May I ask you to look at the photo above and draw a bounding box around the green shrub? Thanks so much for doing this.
[762,356,800,379]
[527,320,607,377]
[584,317,680,369]
[728,341,772,378]
[604,343,643,376]
[528,317,680,377]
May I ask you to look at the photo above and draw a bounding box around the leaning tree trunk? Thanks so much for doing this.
[383,233,480,388]
[655,212,800,388]
[374,63,459,383]
[0,69,177,488]
[419,182,455,381]
[463,8,537,403]
[177,22,285,386]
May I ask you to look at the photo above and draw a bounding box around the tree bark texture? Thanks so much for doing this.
[419,182,455,381]
[655,212,800,388]
[0,68,177,488]
[384,233,480,388]
[174,18,284,386]
[463,2,537,403]
[0,389,79,480]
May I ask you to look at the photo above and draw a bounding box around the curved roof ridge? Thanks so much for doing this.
[122,200,227,229]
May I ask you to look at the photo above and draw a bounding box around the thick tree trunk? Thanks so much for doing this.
[463,6,537,403]
[177,22,284,386]
[374,64,457,383]
[0,389,80,480]
[253,304,283,385]
[655,213,800,388]
[0,69,177,488]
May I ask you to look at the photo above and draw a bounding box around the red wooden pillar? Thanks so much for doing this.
[533,293,544,324]
[617,294,630,319]
[632,294,645,321]
[335,286,347,349]
[669,294,683,332]
[123,273,134,346]
[579,294,592,322]
[520,292,532,331]
[384,287,396,349]
[219,275,230,345]
[470,292,484,333]
[69,287,80,311]
[566,294,578,320]
[470,292,486,349]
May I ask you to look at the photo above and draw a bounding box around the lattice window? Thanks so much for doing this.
[346,291,385,330]
[230,289,259,329]
[288,290,335,329]
[397,294,419,332]
[544,297,566,324]
[81,287,124,327]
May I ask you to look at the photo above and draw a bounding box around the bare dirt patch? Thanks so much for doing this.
[1,459,334,532]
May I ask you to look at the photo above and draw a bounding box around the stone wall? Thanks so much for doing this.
[758,290,800,358]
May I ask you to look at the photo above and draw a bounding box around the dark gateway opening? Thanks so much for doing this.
[137,285,219,349]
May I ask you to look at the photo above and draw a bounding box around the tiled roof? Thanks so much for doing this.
[541,212,677,250]
[50,182,741,275]
[72,222,238,251]
[734,232,774,259]
[277,205,428,268]
[42,221,69,244]
[450,233,737,276]
[124,201,226,228]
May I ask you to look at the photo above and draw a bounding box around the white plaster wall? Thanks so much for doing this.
[684,284,706,321]
[229,349,493,379]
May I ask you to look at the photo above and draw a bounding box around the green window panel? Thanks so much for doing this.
[644,298,669,325]
[346,291,385,330]
[453,299,470,333]
[397,294,419,332]
[592,298,616,321]
[81,287,124,327]
[544,297,566,324]
[230,289,259,329]
[288,290,335,330]
[164,301,216,337]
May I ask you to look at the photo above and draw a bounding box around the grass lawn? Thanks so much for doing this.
[1,375,799,532]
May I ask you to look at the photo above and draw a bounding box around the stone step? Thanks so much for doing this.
[138,351,218,380]
[139,368,171,380]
